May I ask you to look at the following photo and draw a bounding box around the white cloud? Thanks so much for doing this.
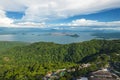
[0,9,15,27]
[21,0,120,21]
[0,0,120,28]
[16,22,46,28]
[0,0,120,21]
[0,9,45,28]
[0,9,120,28]
[0,0,26,12]
[49,18,120,31]
[68,18,120,27]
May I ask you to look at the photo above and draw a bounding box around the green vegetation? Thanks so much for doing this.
[0,39,119,80]
[0,41,29,52]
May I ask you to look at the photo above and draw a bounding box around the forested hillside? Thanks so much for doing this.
[0,41,29,52]
[0,39,119,80]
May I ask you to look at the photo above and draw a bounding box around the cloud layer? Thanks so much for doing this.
[1,0,120,21]
[0,9,15,27]
[0,0,120,28]
[69,19,120,27]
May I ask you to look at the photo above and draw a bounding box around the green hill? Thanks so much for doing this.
[0,39,119,80]
[0,41,29,52]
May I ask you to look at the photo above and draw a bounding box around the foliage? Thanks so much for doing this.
[0,39,119,79]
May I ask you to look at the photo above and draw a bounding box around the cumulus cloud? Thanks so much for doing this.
[16,22,46,28]
[0,9,45,28]
[0,8,120,28]
[0,0,26,12]
[0,0,120,22]
[0,9,15,27]
[50,18,120,27]
[0,0,120,28]
[69,18,120,27]
[19,0,120,21]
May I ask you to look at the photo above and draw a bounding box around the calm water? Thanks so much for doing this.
[0,31,95,44]
[0,28,119,44]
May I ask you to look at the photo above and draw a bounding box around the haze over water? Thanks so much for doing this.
[0,28,120,44]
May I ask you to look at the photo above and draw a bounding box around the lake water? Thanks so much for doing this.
[0,28,119,44]
[0,31,96,44]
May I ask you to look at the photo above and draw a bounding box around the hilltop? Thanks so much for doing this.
[0,39,119,79]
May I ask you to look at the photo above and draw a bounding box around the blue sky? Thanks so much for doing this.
[46,8,120,24]
[6,8,120,22]
[0,0,120,30]
[6,11,25,19]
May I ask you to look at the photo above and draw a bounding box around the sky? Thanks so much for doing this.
[0,0,120,30]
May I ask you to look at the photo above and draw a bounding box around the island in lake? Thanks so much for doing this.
[50,32,80,38]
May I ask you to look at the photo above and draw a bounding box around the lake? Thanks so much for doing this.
[0,28,119,44]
